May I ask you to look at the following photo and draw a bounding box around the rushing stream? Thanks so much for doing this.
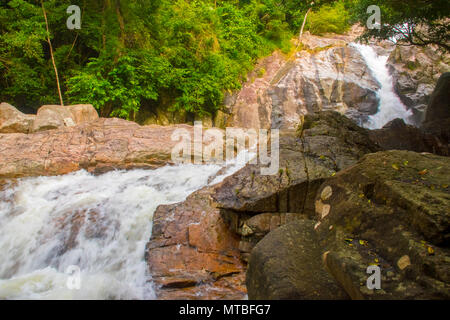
[352,43,413,129]
[0,151,253,300]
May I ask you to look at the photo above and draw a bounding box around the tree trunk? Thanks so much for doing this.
[41,0,64,106]
[271,4,314,85]
[296,7,312,49]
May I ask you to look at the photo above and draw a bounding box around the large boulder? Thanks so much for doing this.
[369,118,449,156]
[32,104,99,132]
[422,72,450,146]
[246,219,349,300]
[424,73,450,122]
[224,30,381,130]
[214,111,379,266]
[213,111,380,214]
[0,103,35,134]
[146,187,246,300]
[315,151,450,299]
[67,104,99,124]
[269,43,380,129]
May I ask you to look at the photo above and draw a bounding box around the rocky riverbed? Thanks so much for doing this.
[0,32,448,299]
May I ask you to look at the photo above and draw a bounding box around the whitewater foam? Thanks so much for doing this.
[352,43,413,129]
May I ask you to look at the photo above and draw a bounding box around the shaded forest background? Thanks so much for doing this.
[0,0,448,119]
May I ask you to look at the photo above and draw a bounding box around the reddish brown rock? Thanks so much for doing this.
[146,187,247,300]
[0,118,221,179]
[53,208,113,254]
[155,273,247,300]
[146,111,380,299]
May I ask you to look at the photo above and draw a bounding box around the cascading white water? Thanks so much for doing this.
[352,43,413,129]
[0,151,254,300]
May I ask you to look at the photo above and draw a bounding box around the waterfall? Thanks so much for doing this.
[0,151,254,300]
[352,43,413,129]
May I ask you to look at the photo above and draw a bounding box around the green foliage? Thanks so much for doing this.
[306,1,351,35]
[352,0,450,51]
[0,0,355,119]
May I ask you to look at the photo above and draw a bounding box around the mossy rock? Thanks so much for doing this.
[315,150,450,299]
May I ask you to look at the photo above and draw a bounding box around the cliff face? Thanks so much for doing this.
[134,30,448,132]
[222,32,450,131]
[133,28,383,130]
[224,29,382,130]
[387,45,450,125]
[270,43,380,129]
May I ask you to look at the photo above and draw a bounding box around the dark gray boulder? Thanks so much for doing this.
[246,219,349,300]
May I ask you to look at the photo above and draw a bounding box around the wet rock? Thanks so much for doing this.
[246,219,349,300]
[54,208,113,254]
[0,103,35,134]
[146,187,246,300]
[154,273,247,300]
[315,150,450,299]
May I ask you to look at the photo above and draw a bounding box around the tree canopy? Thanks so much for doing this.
[353,0,450,51]
[1,1,446,119]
